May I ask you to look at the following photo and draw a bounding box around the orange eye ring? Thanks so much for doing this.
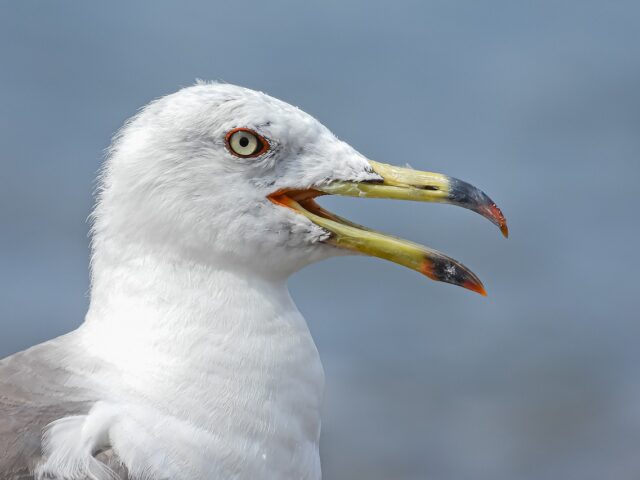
[225,128,270,158]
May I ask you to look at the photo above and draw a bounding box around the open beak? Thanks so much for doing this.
[268,160,508,296]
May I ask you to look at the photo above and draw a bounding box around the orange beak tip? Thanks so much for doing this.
[463,280,488,297]
[486,204,508,239]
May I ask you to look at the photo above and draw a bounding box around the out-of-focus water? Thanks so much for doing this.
[1,2,639,478]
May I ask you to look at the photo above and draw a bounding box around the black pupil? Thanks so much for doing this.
[239,136,250,148]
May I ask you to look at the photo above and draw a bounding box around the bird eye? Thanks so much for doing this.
[225,128,269,158]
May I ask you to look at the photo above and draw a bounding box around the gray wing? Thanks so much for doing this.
[0,334,130,480]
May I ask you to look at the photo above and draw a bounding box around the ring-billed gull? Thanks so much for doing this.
[0,82,507,479]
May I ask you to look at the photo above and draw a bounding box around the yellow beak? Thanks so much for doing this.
[268,161,508,296]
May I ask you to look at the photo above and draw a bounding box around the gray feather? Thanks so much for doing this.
[0,334,129,479]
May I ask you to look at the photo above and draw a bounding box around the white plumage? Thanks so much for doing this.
[3,82,380,479]
[0,81,506,479]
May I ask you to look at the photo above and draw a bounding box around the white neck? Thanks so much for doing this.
[77,239,325,478]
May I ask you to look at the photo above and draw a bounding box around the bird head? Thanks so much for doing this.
[94,82,507,294]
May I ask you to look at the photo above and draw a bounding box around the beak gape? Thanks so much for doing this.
[268,160,508,296]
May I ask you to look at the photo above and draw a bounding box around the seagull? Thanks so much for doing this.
[0,82,507,479]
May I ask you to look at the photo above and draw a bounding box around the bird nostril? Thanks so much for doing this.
[361,178,384,184]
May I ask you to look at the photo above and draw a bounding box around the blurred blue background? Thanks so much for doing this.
[1,1,639,478]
